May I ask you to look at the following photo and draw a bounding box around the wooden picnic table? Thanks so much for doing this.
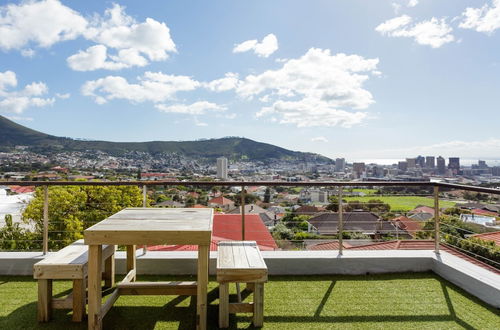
[84,207,213,330]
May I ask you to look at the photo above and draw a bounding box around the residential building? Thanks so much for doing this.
[308,212,395,238]
[216,157,228,180]
[207,195,234,211]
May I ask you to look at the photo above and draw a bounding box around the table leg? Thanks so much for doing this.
[88,244,102,330]
[197,244,209,330]
[126,245,136,282]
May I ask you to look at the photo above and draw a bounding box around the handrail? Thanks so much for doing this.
[0,180,499,195]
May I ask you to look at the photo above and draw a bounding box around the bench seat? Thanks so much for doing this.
[217,241,268,328]
[33,239,115,322]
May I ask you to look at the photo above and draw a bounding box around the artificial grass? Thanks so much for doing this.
[343,196,456,212]
[0,273,498,329]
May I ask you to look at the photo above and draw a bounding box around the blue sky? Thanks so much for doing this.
[1,0,499,162]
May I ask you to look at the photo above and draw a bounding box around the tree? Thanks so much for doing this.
[0,214,37,250]
[264,188,271,203]
[22,185,144,249]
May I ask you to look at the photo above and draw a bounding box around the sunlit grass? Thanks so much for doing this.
[1,273,498,329]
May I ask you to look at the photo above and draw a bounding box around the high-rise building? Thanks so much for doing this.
[478,160,487,168]
[335,158,345,172]
[216,157,228,180]
[398,161,408,172]
[437,156,446,175]
[352,162,365,178]
[406,158,417,169]
[448,157,460,175]
[416,156,425,168]
[425,156,435,168]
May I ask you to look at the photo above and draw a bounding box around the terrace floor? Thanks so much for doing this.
[1,273,498,329]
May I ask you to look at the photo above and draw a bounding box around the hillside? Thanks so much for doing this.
[0,115,331,163]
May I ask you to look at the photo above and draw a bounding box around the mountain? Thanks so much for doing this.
[0,115,331,163]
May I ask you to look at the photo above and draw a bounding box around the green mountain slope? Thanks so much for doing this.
[0,115,331,163]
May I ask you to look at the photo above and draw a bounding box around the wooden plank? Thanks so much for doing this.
[37,279,52,322]
[197,244,209,330]
[52,294,73,309]
[253,283,264,327]
[232,242,248,269]
[120,269,136,284]
[72,279,85,322]
[99,288,119,320]
[126,245,136,282]
[243,244,266,269]
[117,281,197,295]
[88,244,102,330]
[218,282,229,328]
[229,303,254,314]
[217,272,268,283]
[85,230,211,246]
[217,243,235,269]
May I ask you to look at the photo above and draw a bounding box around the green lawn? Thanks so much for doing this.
[1,273,498,329]
[343,196,456,212]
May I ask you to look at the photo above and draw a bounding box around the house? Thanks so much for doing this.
[228,204,276,226]
[471,231,500,246]
[307,211,396,238]
[306,240,352,250]
[471,209,498,217]
[155,200,185,208]
[409,206,435,216]
[391,216,423,238]
[207,196,235,211]
[147,214,278,251]
[295,205,324,216]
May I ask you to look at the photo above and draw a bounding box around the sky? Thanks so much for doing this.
[1,0,500,162]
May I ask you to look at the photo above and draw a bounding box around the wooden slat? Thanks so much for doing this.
[197,245,209,330]
[103,252,115,288]
[126,245,136,282]
[217,243,234,269]
[232,243,248,269]
[88,244,102,330]
[117,281,197,296]
[229,302,254,314]
[120,269,136,284]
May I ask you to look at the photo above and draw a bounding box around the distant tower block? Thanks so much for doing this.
[217,157,228,180]
[335,158,345,172]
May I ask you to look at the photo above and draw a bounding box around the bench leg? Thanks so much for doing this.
[253,283,264,327]
[72,279,86,322]
[104,253,115,288]
[37,279,52,322]
[219,282,229,328]
[246,282,255,292]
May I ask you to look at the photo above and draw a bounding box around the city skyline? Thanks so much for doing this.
[0,0,499,160]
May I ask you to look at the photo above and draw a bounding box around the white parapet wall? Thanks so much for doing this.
[0,250,498,308]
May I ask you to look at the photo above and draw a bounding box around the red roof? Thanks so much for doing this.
[471,209,498,217]
[9,185,35,194]
[391,216,423,233]
[409,206,435,215]
[149,214,277,251]
[307,241,352,250]
[472,231,500,246]
[208,196,234,206]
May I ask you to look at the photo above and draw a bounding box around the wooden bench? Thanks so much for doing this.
[33,239,115,322]
[217,241,268,328]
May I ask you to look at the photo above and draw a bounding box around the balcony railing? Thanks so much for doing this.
[1,180,499,268]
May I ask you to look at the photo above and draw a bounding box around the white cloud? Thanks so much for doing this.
[0,71,55,113]
[82,71,200,104]
[0,0,87,51]
[459,0,500,33]
[204,73,239,92]
[233,33,278,57]
[376,15,455,48]
[408,0,419,8]
[0,1,176,71]
[233,48,378,127]
[311,136,329,143]
[56,93,70,99]
[155,101,226,115]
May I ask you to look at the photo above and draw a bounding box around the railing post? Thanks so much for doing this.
[434,186,440,254]
[142,185,147,255]
[338,186,343,255]
[43,185,49,255]
[241,186,245,241]
[142,185,147,208]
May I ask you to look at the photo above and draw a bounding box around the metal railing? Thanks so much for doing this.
[1,180,499,263]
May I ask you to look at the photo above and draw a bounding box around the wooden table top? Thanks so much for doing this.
[84,208,213,245]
